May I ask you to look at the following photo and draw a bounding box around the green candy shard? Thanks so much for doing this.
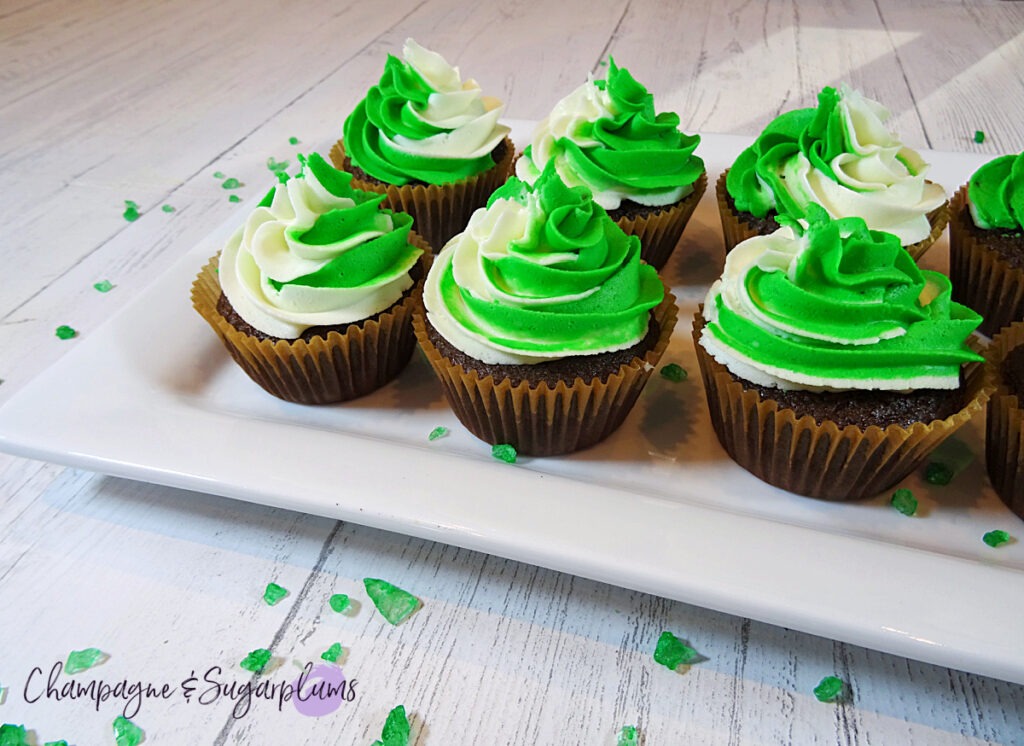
[161,204,175,213]
[363,578,420,625]
[616,725,638,746]
[289,136,300,145]
[974,130,986,144]
[44,741,69,746]
[0,724,29,746]
[660,363,687,382]
[222,177,243,190]
[320,643,344,663]
[65,647,106,674]
[925,461,954,485]
[122,200,140,222]
[93,279,114,293]
[371,705,411,746]
[213,171,225,179]
[263,582,288,606]
[427,426,448,441]
[266,157,289,173]
[55,325,76,340]
[491,443,517,463]
[240,648,273,672]
[653,630,699,670]
[329,593,351,613]
[813,675,845,702]
[112,715,144,746]
[983,529,1011,548]
[889,488,918,517]
[228,194,241,203]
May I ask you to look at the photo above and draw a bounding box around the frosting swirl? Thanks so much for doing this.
[423,164,664,364]
[515,59,703,210]
[968,151,1024,231]
[700,207,982,391]
[342,39,510,186]
[726,85,945,246]
[219,153,423,339]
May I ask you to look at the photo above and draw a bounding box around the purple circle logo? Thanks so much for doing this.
[292,663,348,717]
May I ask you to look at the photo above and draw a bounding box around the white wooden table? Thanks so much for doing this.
[2,1,1024,744]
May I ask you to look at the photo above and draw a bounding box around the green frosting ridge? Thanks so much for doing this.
[968,151,1024,231]
[707,207,982,386]
[342,54,496,186]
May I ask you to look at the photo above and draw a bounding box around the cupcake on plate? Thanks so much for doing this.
[719,84,948,259]
[332,39,513,253]
[949,151,1024,337]
[415,163,677,456]
[192,152,429,404]
[515,59,705,271]
[694,205,989,500]
[986,322,1024,519]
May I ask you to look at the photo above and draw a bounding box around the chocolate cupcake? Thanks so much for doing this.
[331,39,513,253]
[949,151,1024,337]
[694,207,989,500]
[515,59,705,271]
[719,84,948,260]
[415,163,676,456]
[985,322,1024,519]
[192,152,429,404]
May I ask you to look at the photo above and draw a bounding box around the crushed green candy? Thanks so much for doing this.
[925,461,954,485]
[228,194,241,203]
[65,647,106,674]
[289,136,300,145]
[112,716,144,746]
[321,643,344,663]
[240,648,273,673]
[329,593,351,613]
[616,725,638,746]
[983,529,1011,548]
[428,426,449,441]
[93,279,113,293]
[44,741,69,746]
[491,443,517,463]
[890,488,918,517]
[371,705,411,746]
[266,157,289,173]
[55,325,76,340]
[364,578,420,625]
[653,630,699,670]
[813,675,845,702]
[0,724,29,746]
[660,363,687,382]
[213,171,225,179]
[263,582,288,606]
[122,200,140,222]
[221,177,242,190]
[974,130,986,144]
[161,204,175,213]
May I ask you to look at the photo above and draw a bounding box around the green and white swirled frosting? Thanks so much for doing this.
[968,151,1024,231]
[342,39,510,186]
[219,153,423,339]
[515,59,703,211]
[423,164,664,365]
[700,207,982,391]
[726,85,944,246]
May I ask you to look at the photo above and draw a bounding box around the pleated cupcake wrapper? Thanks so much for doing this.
[949,184,1024,338]
[413,288,678,457]
[985,321,1024,519]
[615,171,708,271]
[330,137,514,254]
[692,311,992,501]
[190,240,431,405]
[714,169,949,261]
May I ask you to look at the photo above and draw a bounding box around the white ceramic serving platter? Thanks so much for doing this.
[1,125,1022,684]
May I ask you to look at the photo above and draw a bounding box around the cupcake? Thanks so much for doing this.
[332,39,513,253]
[949,151,1024,337]
[694,206,989,500]
[515,59,705,271]
[191,152,429,404]
[415,163,677,456]
[719,85,948,259]
[985,321,1024,519]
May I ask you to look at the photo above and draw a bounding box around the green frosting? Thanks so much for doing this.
[968,151,1024,231]
[342,54,497,186]
[523,59,702,202]
[705,207,982,387]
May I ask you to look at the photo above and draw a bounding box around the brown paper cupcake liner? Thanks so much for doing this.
[949,184,1024,338]
[985,322,1024,519]
[330,137,514,253]
[692,311,992,501]
[715,169,949,261]
[191,240,431,405]
[413,289,678,457]
[615,171,708,271]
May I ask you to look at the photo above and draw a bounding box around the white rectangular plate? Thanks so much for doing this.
[1,124,1022,684]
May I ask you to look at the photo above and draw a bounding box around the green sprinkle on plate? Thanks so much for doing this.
[320,643,344,663]
[55,325,76,340]
[122,200,140,222]
[229,194,241,203]
[371,705,411,746]
[0,724,29,746]
[653,630,699,670]
[161,204,175,213]
[222,177,243,190]
[983,529,1011,548]
[813,675,845,702]
[491,443,517,463]
[213,171,225,179]
[65,647,106,674]
[364,578,420,625]
[289,136,300,145]
[112,716,144,746]
[329,593,351,613]
[616,725,638,746]
[93,279,114,293]
[240,647,272,673]
[44,740,69,746]
[428,426,448,441]
[263,582,288,606]
[890,488,917,516]
[974,130,986,144]
[266,157,289,173]
[660,363,687,382]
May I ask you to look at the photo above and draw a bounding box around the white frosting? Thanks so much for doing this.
[220,171,417,340]
[389,39,510,160]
